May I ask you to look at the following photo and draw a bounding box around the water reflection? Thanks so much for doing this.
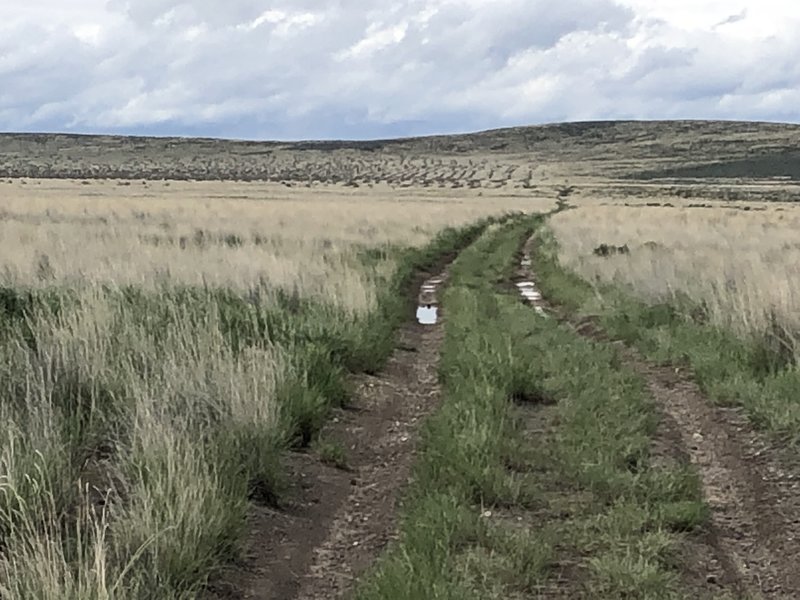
[516,281,542,302]
[518,248,547,317]
[416,304,439,325]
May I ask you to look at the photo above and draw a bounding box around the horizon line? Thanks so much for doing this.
[1,117,798,145]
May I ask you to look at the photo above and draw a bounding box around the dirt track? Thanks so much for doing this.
[217,228,800,599]
[209,269,449,600]
[629,352,800,598]
[524,269,800,598]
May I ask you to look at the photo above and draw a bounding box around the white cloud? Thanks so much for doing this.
[338,23,409,60]
[0,0,799,139]
[72,23,105,45]
[237,9,320,35]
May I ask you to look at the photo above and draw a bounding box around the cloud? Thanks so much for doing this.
[337,22,409,60]
[0,0,799,139]
[715,9,748,28]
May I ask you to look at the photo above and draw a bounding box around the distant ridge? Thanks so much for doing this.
[1,120,799,182]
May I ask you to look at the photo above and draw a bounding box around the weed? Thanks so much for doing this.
[0,211,492,598]
[313,437,349,470]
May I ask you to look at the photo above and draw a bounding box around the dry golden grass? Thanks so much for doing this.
[549,202,800,355]
[4,121,800,598]
[0,179,552,313]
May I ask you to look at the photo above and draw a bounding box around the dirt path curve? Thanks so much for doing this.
[521,235,800,599]
[209,268,450,600]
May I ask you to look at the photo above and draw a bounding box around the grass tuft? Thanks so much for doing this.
[312,437,349,470]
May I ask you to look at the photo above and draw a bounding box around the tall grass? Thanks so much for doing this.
[0,182,511,598]
[0,182,551,301]
[0,287,286,597]
[549,204,800,361]
[538,206,800,437]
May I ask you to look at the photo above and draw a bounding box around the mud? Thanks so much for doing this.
[513,237,548,316]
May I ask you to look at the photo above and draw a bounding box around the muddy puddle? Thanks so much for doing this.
[416,305,438,325]
[417,276,445,325]
[517,245,547,316]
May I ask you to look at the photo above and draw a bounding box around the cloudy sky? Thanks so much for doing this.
[1,1,798,140]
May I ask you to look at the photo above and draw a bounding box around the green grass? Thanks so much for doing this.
[534,225,800,440]
[0,219,494,600]
[356,218,705,599]
[312,436,349,470]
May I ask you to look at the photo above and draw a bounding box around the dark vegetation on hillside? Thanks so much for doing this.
[631,150,800,181]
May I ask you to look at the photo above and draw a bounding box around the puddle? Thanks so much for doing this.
[416,305,439,325]
[517,249,547,317]
[516,282,542,302]
[417,272,447,325]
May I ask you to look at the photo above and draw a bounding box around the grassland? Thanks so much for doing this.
[0,179,551,293]
[356,218,707,599]
[543,202,800,435]
[550,203,800,352]
[3,120,800,599]
[0,179,545,599]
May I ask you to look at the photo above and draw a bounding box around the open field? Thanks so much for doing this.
[0,179,549,295]
[533,207,800,596]
[357,220,710,599]
[544,201,800,435]
[3,121,800,599]
[550,203,800,359]
[0,178,542,598]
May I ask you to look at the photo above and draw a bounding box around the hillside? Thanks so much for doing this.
[1,120,799,185]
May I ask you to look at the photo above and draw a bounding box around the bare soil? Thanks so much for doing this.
[208,269,449,600]
[633,353,800,598]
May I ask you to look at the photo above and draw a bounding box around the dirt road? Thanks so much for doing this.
[523,234,800,599]
[209,269,450,600]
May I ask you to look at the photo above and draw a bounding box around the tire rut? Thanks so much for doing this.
[524,235,800,599]
[208,267,450,600]
[622,352,800,599]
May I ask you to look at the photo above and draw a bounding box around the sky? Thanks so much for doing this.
[1,1,799,140]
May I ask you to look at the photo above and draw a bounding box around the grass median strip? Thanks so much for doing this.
[356,218,706,599]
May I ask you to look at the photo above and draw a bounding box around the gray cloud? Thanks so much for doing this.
[716,10,748,28]
[1,1,799,139]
